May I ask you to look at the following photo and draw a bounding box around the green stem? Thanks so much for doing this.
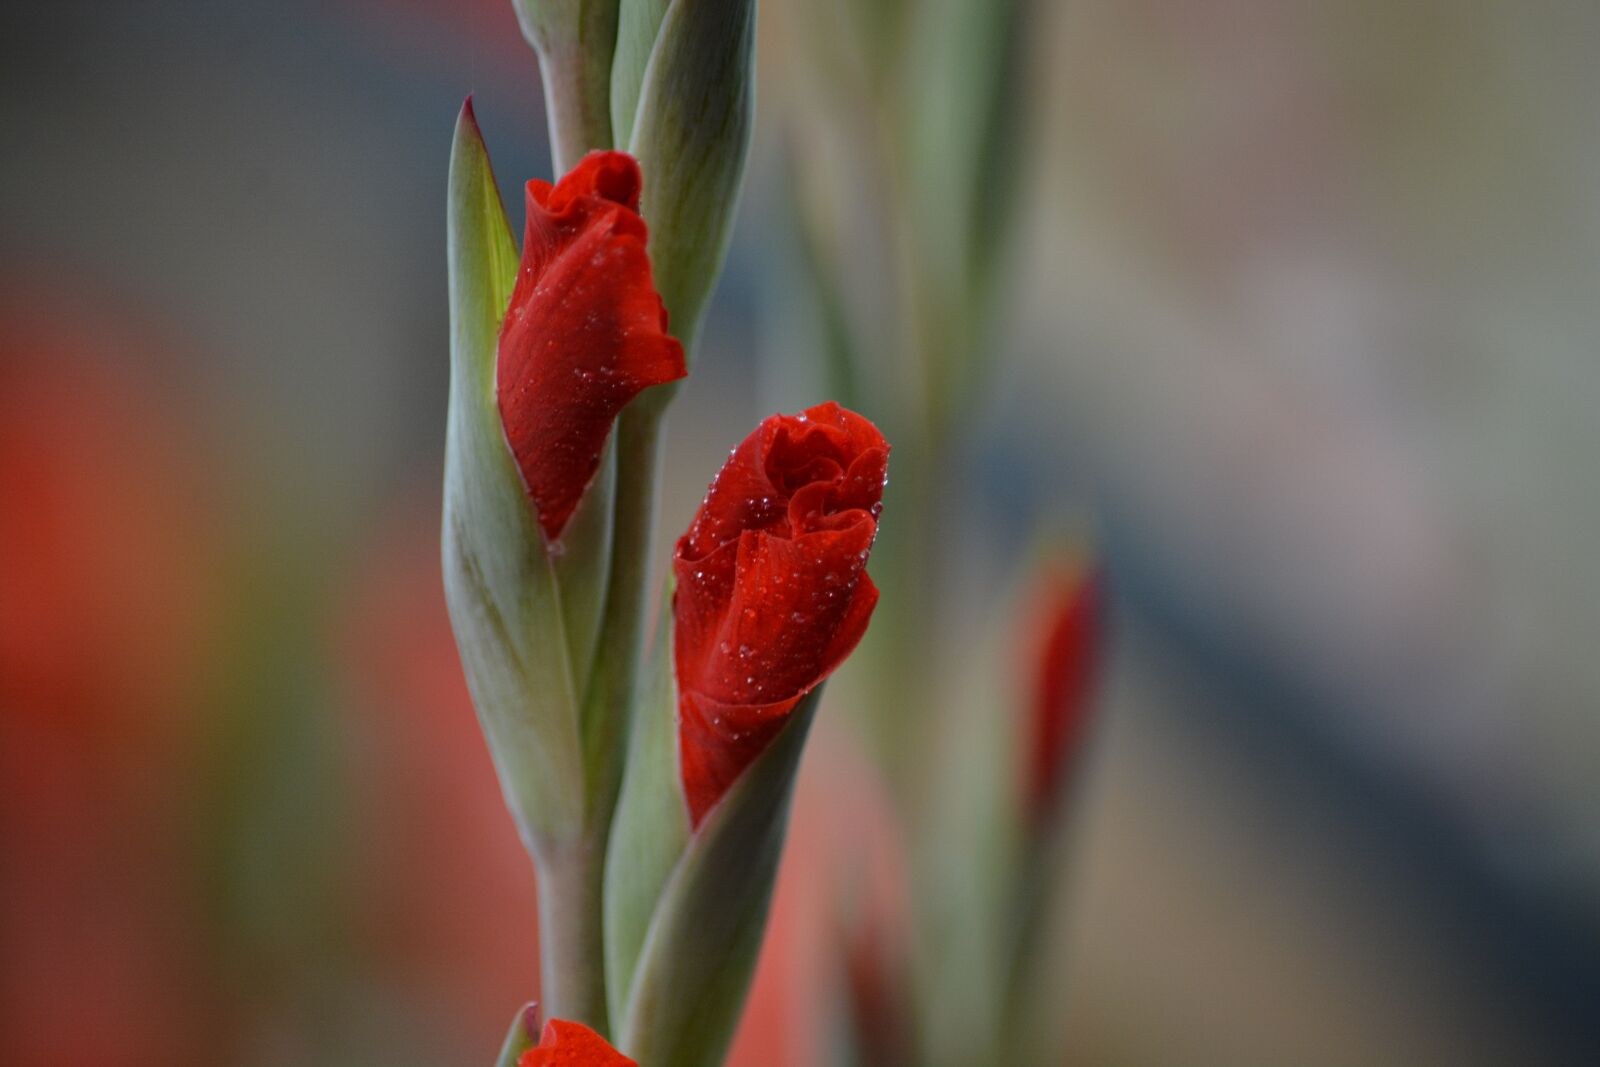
[582,401,666,824]
[542,403,665,1037]
[875,428,946,810]
[535,834,610,1031]
[538,45,614,175]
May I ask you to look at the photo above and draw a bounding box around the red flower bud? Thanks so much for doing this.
[517,1019,636,1067]
[1023,562,1104,823]
[497,150,687,541]
[673,403,889,827]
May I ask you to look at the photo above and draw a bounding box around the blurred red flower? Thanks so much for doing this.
[673,402,889,826]
[518,1018,635,1067]
[724,726,910,1067]
[337,500,540,1046]
[0,288,222,1067]
[1022,560,1104,824]
[496,148,686,541]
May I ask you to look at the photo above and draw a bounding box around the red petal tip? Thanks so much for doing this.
[517,1019,636,1067]
[1023,560,1104,823]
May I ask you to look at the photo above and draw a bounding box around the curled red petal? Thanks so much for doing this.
[673,404,889,827]
[497,150,686,541]
[518,1019,636,1067]
[1023,563,1104,823]
[679,401,886,559]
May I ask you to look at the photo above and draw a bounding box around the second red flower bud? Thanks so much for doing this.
[674,402,889,826]
[497,150,685,542]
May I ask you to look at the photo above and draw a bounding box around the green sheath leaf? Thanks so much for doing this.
[494,1003,540,1067]
[603,592,691,1021]
[442,99,586,848]
[615,681,824,1067]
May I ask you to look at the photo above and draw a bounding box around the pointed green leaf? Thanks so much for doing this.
[616,687,824,1067]
[915,617,1012,1066]
[494,1003,541,1067]
[442,99,586,847]
[961,0,1032,310]
[902,0,1032,403]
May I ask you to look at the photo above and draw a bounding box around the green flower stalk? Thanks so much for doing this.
[513,0,621,170]
[583,0,759,848]
[914,543,1105,1067]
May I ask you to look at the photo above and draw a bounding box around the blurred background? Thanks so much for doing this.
[3,1,1599,1065]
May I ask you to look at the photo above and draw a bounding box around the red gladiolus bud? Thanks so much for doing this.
[1023,562,1104,824]
[673,403,889,827]
[518,1018,636,1067]
[497,150,686,541]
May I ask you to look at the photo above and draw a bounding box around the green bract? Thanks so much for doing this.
[603,595,690,1018]
[604,595,824,1067]
[494,1004,540,1067]
[443,102,622,1026]
[443,101,587,850]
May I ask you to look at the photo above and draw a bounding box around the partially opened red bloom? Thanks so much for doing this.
[1023,562,1104,823]
[518,1019,635,1067]
[674,403,889,827]
[497,150,686,541]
